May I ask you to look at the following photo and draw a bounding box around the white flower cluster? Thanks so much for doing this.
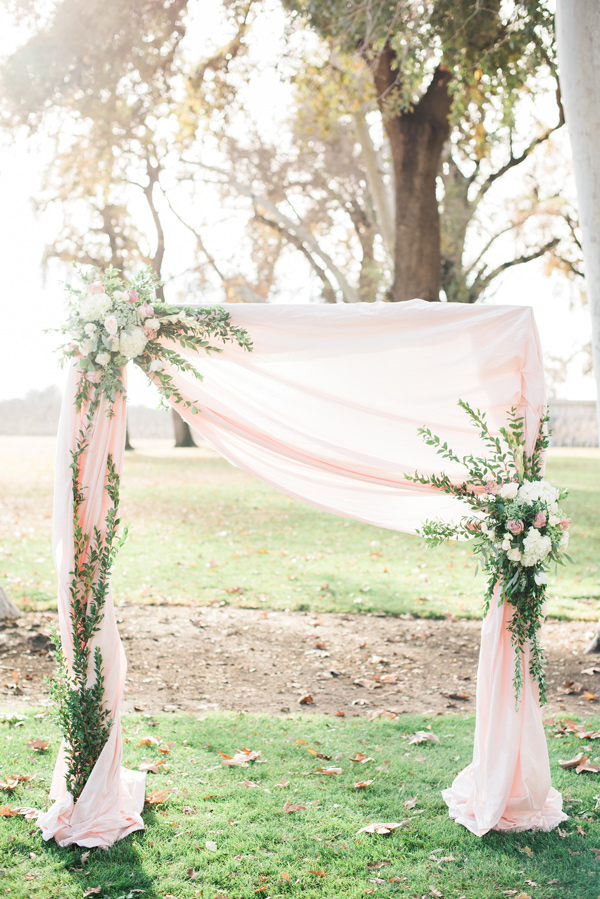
[80,292,112,322]
[119,327,148,360]
[521,528,552,567]
[518,479,559,509]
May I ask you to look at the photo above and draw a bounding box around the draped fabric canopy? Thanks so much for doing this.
[38,299,566,847]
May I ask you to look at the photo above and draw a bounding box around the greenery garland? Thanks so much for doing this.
[50,266,252,799]
[406,401,572,708]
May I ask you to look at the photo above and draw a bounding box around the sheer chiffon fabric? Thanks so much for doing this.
[41,299,563,846]
[37,365,145,848]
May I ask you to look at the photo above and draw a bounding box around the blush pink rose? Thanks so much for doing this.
[533,511,547,528]
[128,289,139,303]
[506,519,524,535]
[139,302,154,319]
[560,518,572,530]
[485,480,500,495]
[143,325,157,339]
[86,371,102,383]
[88,281,104,294]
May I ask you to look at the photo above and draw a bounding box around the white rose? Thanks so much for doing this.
[78,339,94,356]
[534,571,548,586]
[507,547,522,562]
[549,513,561,526]
[150,359,164,372]
[145,318,161,332]
[113,290,129,303]
[84,323,97,336]
[499,482,519,499]
[119,327,148,360]
[104,314,119,334]
[95,352,111,366]
[80,293,112,322]
[108,335,120,352]
[501,538,512,551]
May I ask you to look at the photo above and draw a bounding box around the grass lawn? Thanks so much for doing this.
[1,709,600,899]
[1,438,598,621]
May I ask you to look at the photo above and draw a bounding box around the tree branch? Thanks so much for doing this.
[253,212,337,303]
[474,74,565,205]
[469,238,560,300]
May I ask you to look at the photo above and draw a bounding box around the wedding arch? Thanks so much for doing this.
[37,271,567,848]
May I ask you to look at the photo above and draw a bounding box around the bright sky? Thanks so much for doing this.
[0,2,595,408]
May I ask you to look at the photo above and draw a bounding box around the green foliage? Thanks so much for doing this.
[48,425,121,800]
[407,402,570,707]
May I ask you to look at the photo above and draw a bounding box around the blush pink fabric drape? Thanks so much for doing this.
[37,365,145,849]
[41,299,564,846]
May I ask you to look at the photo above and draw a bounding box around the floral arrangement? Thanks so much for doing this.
[58,264,252,412]
[51,265,252,799]
[407,401,572,706]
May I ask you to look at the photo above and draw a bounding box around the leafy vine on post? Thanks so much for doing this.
[51,265,252,800]
[406,401,572,707]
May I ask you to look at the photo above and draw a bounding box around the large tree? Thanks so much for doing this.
[283,0,561,302]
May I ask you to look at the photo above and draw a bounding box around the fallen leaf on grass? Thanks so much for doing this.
[220,747,263,767]
[369,877,385,884]
[12,806,39,820]
[352,780,373,789]
[139,758,166,774]
[274,778,289,788]
[83,888,102,897]
[281,872,291,882]
[354,678,382,691]
[238,779,259,788]
[429,888,443,898]
[81,851,90,864]
[357,821,408,835]
[315,767,342,776]
[518,845,534,858]
[403,797,418,809]
[139,736,161,747]
[367,861,392,870]
[407,731,440,745]
[145,789,169,805]
[0,806,20,816]
[558,752,600,773]
[349,753,375,764]
[0,777,20,791]
[187,867,198,880]
[309,870,326,876]
[25,739,49,751]
[283,802,306,813]
[205,840,218,851]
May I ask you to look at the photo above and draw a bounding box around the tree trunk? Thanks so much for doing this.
[125,423,134,451]
[556,1,600,651]
[0,587,21,620]
[371,48,452,302]
[172,409,197,447]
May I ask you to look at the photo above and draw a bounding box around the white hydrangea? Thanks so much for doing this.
[559,531,570,552]
[518,479,559,507]
[549,513,561,526]
[113,290,130,304]
[119,327,148,360]
[80,293,112,322]
[499,482,519,499]
[507,547,522,562]
[521,527,552,567]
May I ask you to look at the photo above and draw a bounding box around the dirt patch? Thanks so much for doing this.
[1,607,599,719]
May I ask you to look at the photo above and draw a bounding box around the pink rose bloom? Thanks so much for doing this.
[560,518,572,530]
[143,325,157,339]
[533,511,547,529]
[485,480,500,495]
[139,302,154,319]
[128,289,139,303]
[466,520,482,532]
[88,281,104,294]
[506,519,524,535]
[86,371,102,383]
